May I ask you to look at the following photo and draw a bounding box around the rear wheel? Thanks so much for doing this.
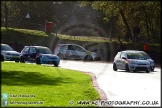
[1,55,4,62]
[36,57,41,65]
[20,56,25,63]
[113,63,117,71]
[125,64,130,72]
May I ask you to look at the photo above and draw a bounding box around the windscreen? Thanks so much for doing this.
[37,47,52,54]
[127,53,147,60]
[139,52,151,59]
[1,44,14,51]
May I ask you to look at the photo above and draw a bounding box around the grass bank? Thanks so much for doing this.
[1,27,161,52]
[1,62,99,107]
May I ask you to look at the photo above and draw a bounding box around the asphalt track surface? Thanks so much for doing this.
[58,60,161,107]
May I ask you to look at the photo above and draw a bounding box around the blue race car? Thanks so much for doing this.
[20,46,60,66]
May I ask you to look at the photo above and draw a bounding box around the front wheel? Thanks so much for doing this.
[146,68,151,73]
[113,63,117,71]
[151,67,154,71]
[36,57,41,65]
[84,55,93,61]
[125,64,130,72]
[57,53,64,60]
[20,56,25,63]
[53,62,59,67]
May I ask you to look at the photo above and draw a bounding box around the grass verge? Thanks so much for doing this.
[1,62,100,107]
[1,27,161,52]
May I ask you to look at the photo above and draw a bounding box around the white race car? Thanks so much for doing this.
[138,51,155,71]
[54,44,100,61]
[113,50,155,73]
[1,43,21,62]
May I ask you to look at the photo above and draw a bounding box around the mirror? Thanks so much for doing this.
[122,57,126,60]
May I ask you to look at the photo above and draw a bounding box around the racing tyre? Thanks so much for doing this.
[1,55,4,62]
[146,68,150,73]
[151,67,154,71]
[20,56,25,63]
[57,53,64,60]
[36,57,41,65]
[113,63,117,71]
[84,55,93,61]
[125,64,130,72]
[53,62,59,67]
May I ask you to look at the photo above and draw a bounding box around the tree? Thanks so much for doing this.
[1,1,160,43]
[78,1,161,43]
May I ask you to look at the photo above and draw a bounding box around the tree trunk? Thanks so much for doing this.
[119,9,132,39]
[142,6,150,42]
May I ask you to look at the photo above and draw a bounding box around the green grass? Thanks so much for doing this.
[1,27,48,37]
[55,33,118,42]
[1,62,100,107]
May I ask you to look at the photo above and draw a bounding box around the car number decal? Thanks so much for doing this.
[87,52,92,55]
[13,56,19,58]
